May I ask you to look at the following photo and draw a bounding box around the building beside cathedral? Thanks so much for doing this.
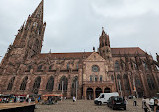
[0,0,159,99]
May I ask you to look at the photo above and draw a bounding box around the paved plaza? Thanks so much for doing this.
[35,99,144,112]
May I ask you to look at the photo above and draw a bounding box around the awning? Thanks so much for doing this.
[42,94,63,97]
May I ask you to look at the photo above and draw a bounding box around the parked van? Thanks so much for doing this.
[94,92,119,105]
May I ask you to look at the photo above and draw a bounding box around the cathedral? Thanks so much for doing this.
[0,0,159,99]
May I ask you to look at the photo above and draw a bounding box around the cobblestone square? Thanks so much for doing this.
[35,99,144,112]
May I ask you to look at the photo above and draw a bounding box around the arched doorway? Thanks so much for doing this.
[86,88,93,100]
[95,87,102,98]
[104,87,111,93]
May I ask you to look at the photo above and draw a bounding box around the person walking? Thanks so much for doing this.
[154,99,159,112]
[133,96,137,106]
[73,96,76,102]
[142,96,150,112]
[28,98,31,104]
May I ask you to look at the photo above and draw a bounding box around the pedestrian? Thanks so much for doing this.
[73,96,76,102]
[28,98,31,104]
[125,97,128,105]
[154,99,159,112]
[142,96,150,112]
[133,96,137,106]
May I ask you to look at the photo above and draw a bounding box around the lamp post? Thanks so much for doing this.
[76,81,78,100]
[118,79,122,97]
[61,81,64,101]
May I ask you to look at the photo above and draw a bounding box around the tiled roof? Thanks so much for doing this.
[111,47,145,55]
[38,52,93,59]
[38,47,145,59]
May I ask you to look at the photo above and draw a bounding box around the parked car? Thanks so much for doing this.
[94,92,119,105]
[107,96,126,110]
[149,97,159,110]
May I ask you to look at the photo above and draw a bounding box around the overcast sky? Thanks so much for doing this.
[0,0,159,61]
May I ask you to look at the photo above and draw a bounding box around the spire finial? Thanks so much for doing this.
[49,49,51,53]
[102,27,104,31]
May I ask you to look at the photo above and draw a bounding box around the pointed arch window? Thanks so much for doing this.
[37,65,43,72]
[33,76,41,94]
[123,74,130,91]
[115,60,120,71]
[147,75,155,90]
[67,63,69,70]
[99,75,103,82]
[95,75,98,82]
[7,77,15,90]
[46,76,54,91]
[143,62,148,71]
[20,76,28,90]
[90,75,93,82]
[58,76,68,91]
[71,76,78,96]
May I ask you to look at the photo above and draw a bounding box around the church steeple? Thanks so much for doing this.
[98,27,112,60]
[31,0,44,21]
[9,0,46,60]
[0,0,46,75]
[99,27,110,48]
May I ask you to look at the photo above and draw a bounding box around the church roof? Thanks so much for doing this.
[38,47,145,59]
[111,47,145,55]
[39,52,93,59]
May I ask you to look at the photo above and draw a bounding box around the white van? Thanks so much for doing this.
[94,92,119,105]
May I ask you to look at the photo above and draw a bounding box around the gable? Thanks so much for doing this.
[84,52,105,62]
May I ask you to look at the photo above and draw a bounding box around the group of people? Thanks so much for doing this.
[0,95,37,104]
[124,95,159,112]
[142,96,159,112]
[0,97,10,103]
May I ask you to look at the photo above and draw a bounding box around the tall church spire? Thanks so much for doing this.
[31,0,44,21]
[99,27,110,48]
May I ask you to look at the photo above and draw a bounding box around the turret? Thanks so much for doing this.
[98,27,112,60]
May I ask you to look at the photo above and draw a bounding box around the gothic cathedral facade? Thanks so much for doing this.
[0,0,159,99]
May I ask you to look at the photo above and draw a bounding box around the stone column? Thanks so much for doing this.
[78,69,83,99]
[67,76,71,98]
[93,87,96,99]
[53,75,58,92]
[83,86,87,100]
[102,86,104,93]
[39,75,47,95]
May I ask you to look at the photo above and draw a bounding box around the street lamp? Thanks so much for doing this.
[118,79,122,97]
